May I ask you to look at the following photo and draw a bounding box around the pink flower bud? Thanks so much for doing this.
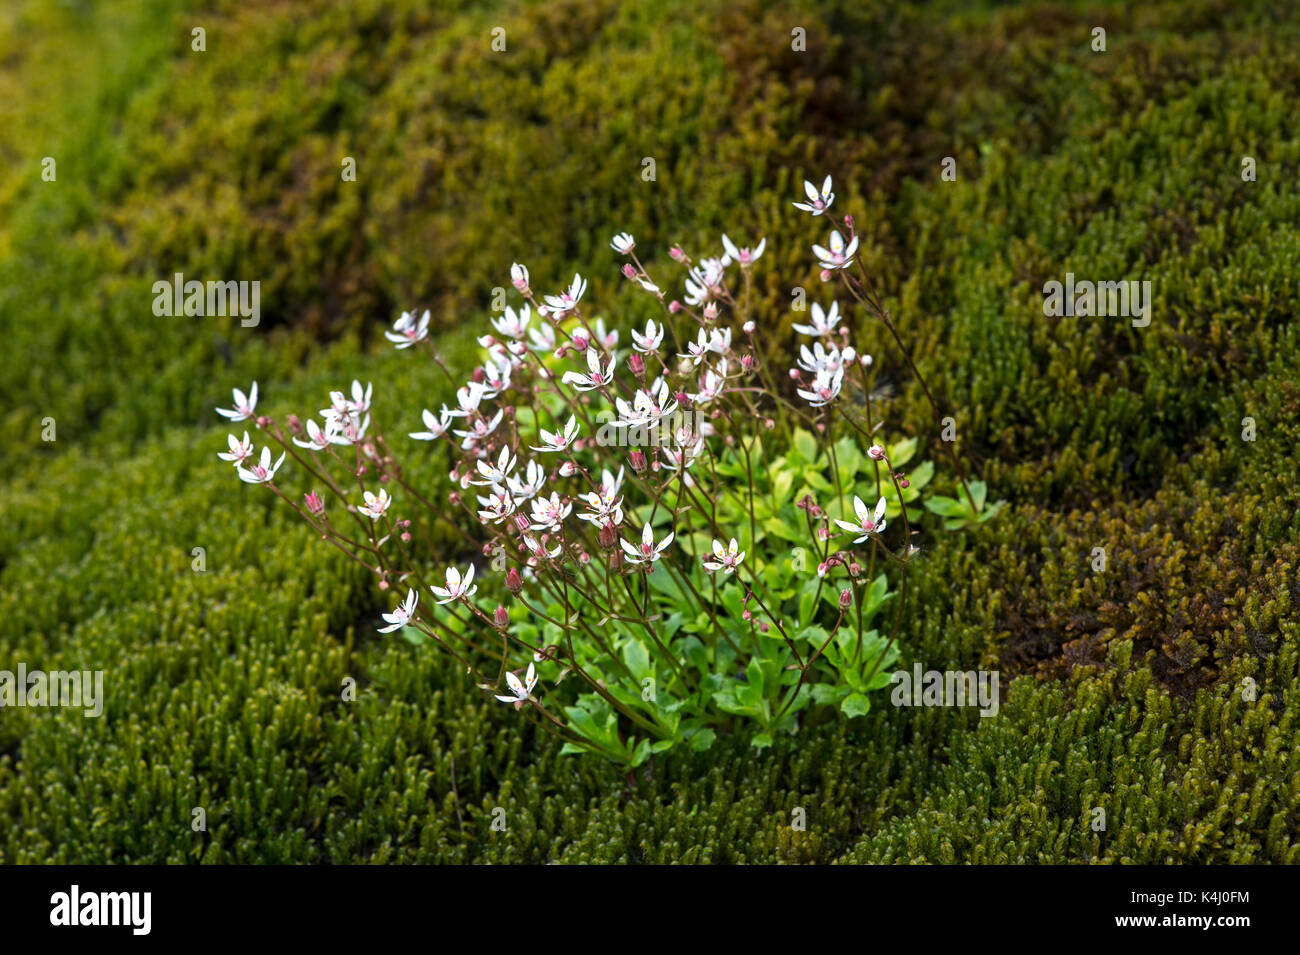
[849,561,862,577]
[494,605,509,628]
[572,333,589,351]
[820,269,832,282]
[788,368,800,380]
[844,214,854,228]
[760,622,770,633]
[817,562,828,577]
[669,246,686,262]
[839,589,852,609]
[741,354,754,371]
[378,579,389,591]
[703,302,719,321]
[599,522,619,550]
[669,300,683,313]
[629,449,647,473]
[506,568,523,594]
[868,444,886,460]
[742,610,753,621]
[304,491,325,517]
[622,263,638,279]
[401,532,411,542]
[743,320,755,334]
[628,352,645,376]
[448,491,461,506]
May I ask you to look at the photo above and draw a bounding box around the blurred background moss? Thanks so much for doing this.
[1,0,1297,862]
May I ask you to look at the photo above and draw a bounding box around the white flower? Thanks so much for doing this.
[529,492,572,532]
[452,409,504,449]
[791,300,841,337]
[410,408,452,441]
[491,304,531,340]
[324,412,370,446]
[632,319,664,353]
[797,341,847,375]
[431,565,478,604]
[576,489,624,526]
[385,310,430,349]
[792,175,835,216]
[562,348,616,392]
[236,446,284,484]
[620,522,674,565]
[721,234,766,267]
[216,382,258,422]
[218,432,254,465]
[523,535,563,561]
[510,262,530,290]
[358,488,392,519]
[834,495,888,543]
[447,382,488,418]
[679,329,711,366]
[812,230,859,271]
[614,380,678,429]
[595,467,625,499]
[610,232,635,254]
[474,445,517,486]
[378,588,419,633]
[532,415,580,453]
[348,381,373,415]
[527,323,557,353]
[703,538,745,574]
[506,459,546,500]
[495,662,538,704]
[796,367,844,407]
[684,262,725,307]
[543,274,587,314]
[475,486,517,525]
[293,419,330,451]
[661,437,703,471]
[690,360,727,405]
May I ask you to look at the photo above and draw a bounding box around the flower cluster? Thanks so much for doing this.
[218,175,987,765]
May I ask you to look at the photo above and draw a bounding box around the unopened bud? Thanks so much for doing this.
[622,263,637,279]
[494,605,509,628]
[839,589,852,609]
[669,300,683,313]
[599,522,619,550]
[629,449,647,473]
[669,246,686,262]
[743,320,755,334]
[505,568,523,594]
[628,352,645,376]
[868,444,886,460]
